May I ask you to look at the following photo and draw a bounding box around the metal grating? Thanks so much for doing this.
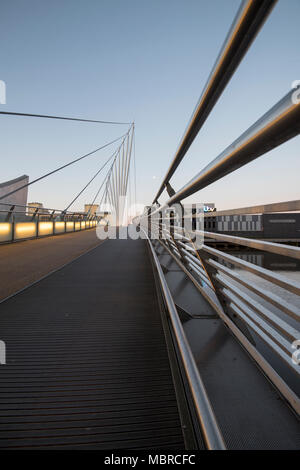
[0,239,184,449]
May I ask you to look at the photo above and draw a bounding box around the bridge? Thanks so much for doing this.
[0,0,299,450]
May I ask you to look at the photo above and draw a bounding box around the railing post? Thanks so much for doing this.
[169,208,189,266]
[147,206,152,239]
[36,214,39,238]
[192,207,196,232]
[200,249,255,344]
[11,213,15,243]
[31,207,39,222]
[158,210,162,240]
[5,205,15,222]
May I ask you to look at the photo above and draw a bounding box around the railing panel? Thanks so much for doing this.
[0,223,12,243]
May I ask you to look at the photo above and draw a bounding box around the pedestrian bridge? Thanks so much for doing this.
[0,234,298,450]
[0,0,299,450]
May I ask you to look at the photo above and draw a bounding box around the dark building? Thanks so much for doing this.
[204,213,300,240]
[0,175,29,213]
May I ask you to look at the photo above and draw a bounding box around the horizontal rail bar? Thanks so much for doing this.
[177,242,210,276]
[204,231,300,260]
[208,258,300,321]
[146,235,226,449]
[166,90,300,205]
[225,294,299,373]
[158,224,300,316]
[0,201,94,217]
[215,273,299,343]
[156,236,300,414]
[204,199,300,217]
[185,257,213,287]
[202,244,300,296]
[153,0,277,202]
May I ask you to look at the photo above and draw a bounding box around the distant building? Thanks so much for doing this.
[0,175,29,212]
[84,204,99,216]
[212,213,300,240]
[28,202,49,215]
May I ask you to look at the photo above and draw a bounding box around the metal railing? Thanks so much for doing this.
[0,202,99,243]
[145,231,226,450]
[134,0,300,426]
[203,199,300,218]
[138,211,300,416]
[153,0,278,203]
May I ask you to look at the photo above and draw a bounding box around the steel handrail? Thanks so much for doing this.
[151,226,300,412]
[216,274,298,342]
[208,258,299,321]
[153,0,277,202]
[163,89,300,207]
[0,201,88,216]
[203,231,300,260]
[202,243,300,296]
[145,232,226,450]
[137,0,300,419]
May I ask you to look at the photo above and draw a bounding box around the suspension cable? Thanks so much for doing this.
[99,122,135,224]
[63,152,116,213]
[0,133,127,202]
[0,111,131,125]
[86,154,118,218]
[65,123,132,215]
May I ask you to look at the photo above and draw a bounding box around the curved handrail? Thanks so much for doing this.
[145,231,226,450]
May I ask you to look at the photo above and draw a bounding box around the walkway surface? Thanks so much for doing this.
[0,238,184,449]
[0,228,103,301]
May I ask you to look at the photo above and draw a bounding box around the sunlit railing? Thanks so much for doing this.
[0,202,99,243]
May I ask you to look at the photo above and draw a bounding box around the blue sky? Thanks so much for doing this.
[0,0,299,212]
